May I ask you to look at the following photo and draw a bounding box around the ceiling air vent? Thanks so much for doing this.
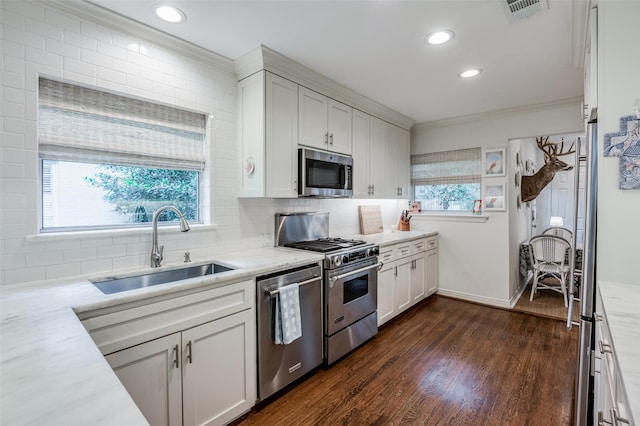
[502,0,549,22]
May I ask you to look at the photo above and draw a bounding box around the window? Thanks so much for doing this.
[38,77,206,230]
[411,148,481,211]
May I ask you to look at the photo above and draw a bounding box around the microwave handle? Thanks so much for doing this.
[339,164,346,188]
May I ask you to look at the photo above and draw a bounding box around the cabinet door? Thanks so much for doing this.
[352,109,370,198]
[105,333,182,426]
[410,253,426,303]
[397,128,410,198]
[182,309,256,426]
[395,257,412,313]
[385,124,400,198]
[425,248,438,295]
[377,261,396,326]
[265,72,298,197]
[298,86,328,150]
[369,117,387,198]
[327,99,352,155]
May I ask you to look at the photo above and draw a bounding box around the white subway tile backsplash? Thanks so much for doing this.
[5,266,45,284]
[27,44,64,67]
[26,250,63,267]
[63,57,97,77]
[63,247,97,263]
[63,29,98,51]
[80,22,113,44]
[26,18,63,40]
[0,163,25,179]
[80,49,111,69]
[44,38,81,59]
[44,9,81,33]
[45,262,81,280]
[1,102,24,119]
[1,70,26,90]
[97,41,126,61]
[2,39,25,60]
[81,258,113,276]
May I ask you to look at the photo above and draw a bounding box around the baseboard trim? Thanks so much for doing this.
[436,289,511,309]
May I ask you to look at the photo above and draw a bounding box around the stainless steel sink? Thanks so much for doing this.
[91,263,235,294]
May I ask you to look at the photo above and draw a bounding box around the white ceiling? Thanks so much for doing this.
[86,0,584,124]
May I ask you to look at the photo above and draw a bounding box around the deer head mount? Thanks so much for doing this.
[521,136,575,202]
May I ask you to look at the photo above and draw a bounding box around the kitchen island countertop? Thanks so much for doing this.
[0,246,324,426]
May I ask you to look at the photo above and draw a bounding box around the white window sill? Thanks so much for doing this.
[26,223,218,242]
[411,213,489,223]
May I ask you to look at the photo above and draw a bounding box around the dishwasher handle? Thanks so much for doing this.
[265,276,321,297]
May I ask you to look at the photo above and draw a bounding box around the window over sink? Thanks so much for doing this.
[38,77,206,231]
[411,147,481,211]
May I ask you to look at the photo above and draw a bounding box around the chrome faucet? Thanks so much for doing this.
[150,206,190,268]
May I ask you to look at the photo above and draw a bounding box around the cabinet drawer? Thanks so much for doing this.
[379,247,395,263]
[396,244,412,258]
[82,280,254,355]
[425,236,438,250]
[411,238,427,253]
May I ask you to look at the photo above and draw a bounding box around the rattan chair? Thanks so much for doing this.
[542,226,573,242]
[528,235,571,307]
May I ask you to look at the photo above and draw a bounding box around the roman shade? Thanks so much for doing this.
[411,147,481,186]
[38,77,206,171]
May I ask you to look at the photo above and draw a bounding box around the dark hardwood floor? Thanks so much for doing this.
[236,295,578,426]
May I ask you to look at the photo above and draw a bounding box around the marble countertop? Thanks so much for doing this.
[0,246,324,426]
[598,280,640,425]
[356,230,438,247]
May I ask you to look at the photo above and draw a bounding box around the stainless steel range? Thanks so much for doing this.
[276,212,380,365]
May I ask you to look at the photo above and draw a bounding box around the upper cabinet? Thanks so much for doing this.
[238,71,298,198]
[385,125,410,198]
[299,86,352,155]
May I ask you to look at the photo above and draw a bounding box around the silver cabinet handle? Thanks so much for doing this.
[186,341,193,364]
[173,344,179,369]
[293,180,297,193]
[265,276,321,296]
[329,133,334,145]
[599,339,613,354]
[325,133,328,145]
[330,263,382,287]
[394,265,397,277]
[611,408,630,425]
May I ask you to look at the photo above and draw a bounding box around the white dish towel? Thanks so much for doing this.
[274,283,302,345]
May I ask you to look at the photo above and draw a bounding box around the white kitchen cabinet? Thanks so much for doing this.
[299,86,352,155]
[84,280,256,426]
[377,236,438,326]
[238,71,298,198]
[384,125,410,198]
[106,309,255,426]
[593,288,632,426]
[106,333,183,426]
[425,237,438,296]
[353,111,388,198]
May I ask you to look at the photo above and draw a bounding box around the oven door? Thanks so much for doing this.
[325,259,378,336]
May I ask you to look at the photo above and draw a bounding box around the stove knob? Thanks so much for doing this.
[367,247,379,257]
[334,256,342,267]
[341,255,349,265]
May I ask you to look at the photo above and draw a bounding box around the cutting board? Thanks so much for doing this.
[359,205,383,235]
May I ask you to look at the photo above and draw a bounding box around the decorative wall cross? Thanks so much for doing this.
[603,115,640,190]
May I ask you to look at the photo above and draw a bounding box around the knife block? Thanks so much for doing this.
[397,218,410,231]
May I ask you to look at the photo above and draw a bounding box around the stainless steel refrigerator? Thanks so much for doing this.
[572,111,598,426]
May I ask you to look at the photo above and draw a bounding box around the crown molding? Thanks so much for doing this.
[413,97,584,130]
[39,0,234,74]
[235,45,416,130]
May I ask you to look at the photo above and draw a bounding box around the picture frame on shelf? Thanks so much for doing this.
[483,183,506,211]
[472,199,483,215]
[483,148,506,177]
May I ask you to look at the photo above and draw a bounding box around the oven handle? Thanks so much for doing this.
[329,262,383,288]
[265,276,321,297]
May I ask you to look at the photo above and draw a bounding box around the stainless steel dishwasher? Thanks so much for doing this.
[256,263,323,401]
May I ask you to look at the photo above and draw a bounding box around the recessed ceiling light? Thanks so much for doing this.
[155,5,186,23]
[425,30,455,45]
[459,68,483,78]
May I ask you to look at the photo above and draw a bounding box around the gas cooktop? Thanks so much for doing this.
[284,237,368,253]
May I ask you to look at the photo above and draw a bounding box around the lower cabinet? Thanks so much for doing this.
[377,236,438,326]
[106,309,256,426]
[593,289,632,426]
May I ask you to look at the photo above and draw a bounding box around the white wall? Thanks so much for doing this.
[411,101,584,306]
[595,0,640,286]
[0,1,406,287]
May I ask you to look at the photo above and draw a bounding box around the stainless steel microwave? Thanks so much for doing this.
[298,148,353,197]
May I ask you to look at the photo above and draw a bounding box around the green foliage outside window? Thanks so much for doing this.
[415,183,480,211]
[85,165,198,223]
